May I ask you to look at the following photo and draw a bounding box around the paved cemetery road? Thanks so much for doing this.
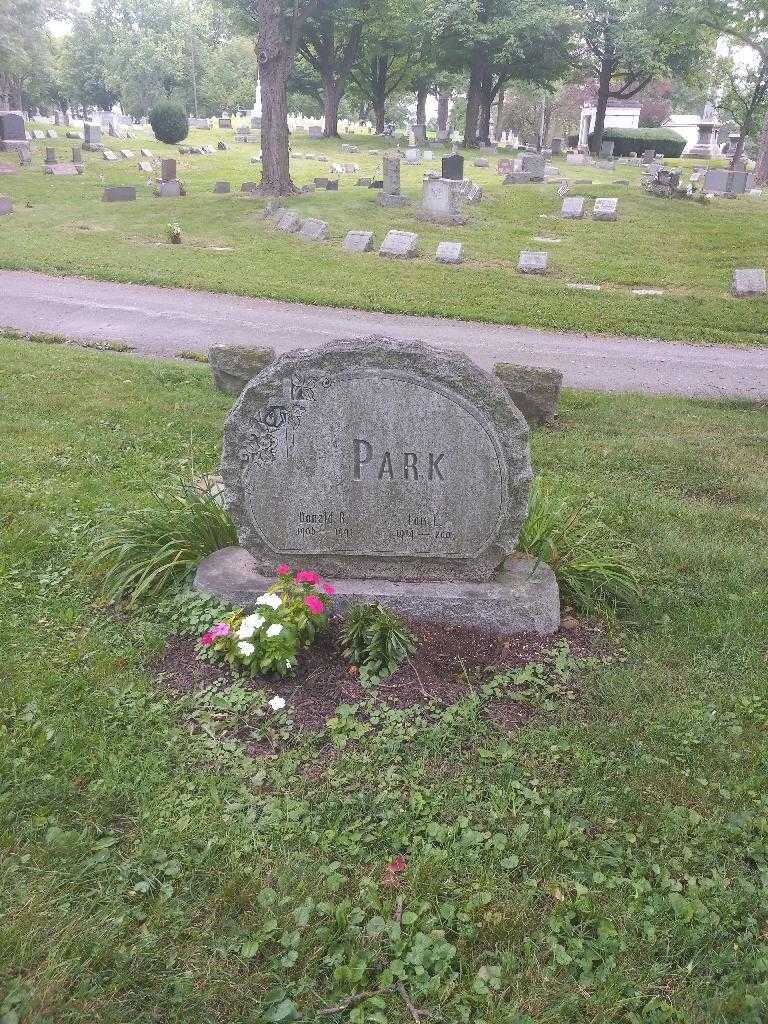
[2,270,767,399]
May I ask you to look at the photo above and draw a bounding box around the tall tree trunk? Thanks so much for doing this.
[372,57,387,133]
[754,105,768,185]
[437,87,450,132]
[591,53,612,154]
[415,84,428,125]
[323,78,341,136]
[495,85,505,138]
[256,0,298,196]
[463,49,485,147]
[477,70,493,144]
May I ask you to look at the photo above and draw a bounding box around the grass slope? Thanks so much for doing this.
[0,127,766,347]
[2,337,767,1021]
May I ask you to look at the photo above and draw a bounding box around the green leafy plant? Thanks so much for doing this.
[587,126,686,157]
[91,479,237,605]
[200,566,332,677]
[156,587,233,636]
[341,603,417,684]
[166,221,182,244]
[517,476,641,613]
[149,101,188,144]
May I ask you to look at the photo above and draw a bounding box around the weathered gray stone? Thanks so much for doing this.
[102,186,136,202]
[435,241,463,264]
[45,163,79,176]
[209,343,276,396]
[0,113,25,147]
[520,153,545,180]
[44,147,57,164]
[298,217,329,241]
[419,177,466,224]
[240,181,259,194]
[161,158,177,182]
[0,195,13,216]
[441,154,464,180]
[308,125,323,138]
[102,150,119,162]
[592,197,618,221]
[343,230,375,252]
[504,171,537,185]
[518,250,548,274]
[493,362,563,426]
[732,268,767,297]
[156,179,182,197]
[213,180,230,193]
[276,209,301,232]
[195,546,560,636]
[83,123,102,150]
[138,160,153,173]
[119,148,134,159]
[473,157,489,168]
[379,230,418,258]
[561,196,585,218]
[218,336,533,584]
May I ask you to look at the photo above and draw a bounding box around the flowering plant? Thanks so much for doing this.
[198,565,333,677]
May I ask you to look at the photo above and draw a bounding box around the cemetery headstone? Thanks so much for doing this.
[420,177,466,224]
[102,149,119,162]
[412,123,427,144]
[435,241,463,264]
[45,129,57,139]
[195,337,559,634]
[326,180,339,191]
[44,147,57,164]
[518,250,548,274]
[308,126,323,139]
[218,141,228,151]
[17,145,31,167]
[473,157,489,168]
[520,153,545,181]
[161,158,177,182]
[731,268,767,297]
[313,176,329,188]
[0,195,13,215]
[209,343,275,395]
[441,154,464,180]
[84,124,102,151]
[213,181,231,193]
[156,180,182,197]
[250,116,262,130]
[276,209,302,232]
[218,117,232,129]
[138,160,153,173]
[592,197,618,221]
[102,186,136,202]
[0,113,28,152]
[343,230,375,253]
[550,137,563,155]
[405,147,421,164]
[298,218,329,241]
[379,230,418,258]
[72,145,82,164]
[561,196,585,219]
[378,155,409,207]
[240,181,259,194]
[493,363,563,426]
[119,148,134,159]
[32,130,46,141]
[600,140,615,158]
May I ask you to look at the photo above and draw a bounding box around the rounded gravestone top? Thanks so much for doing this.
[220,336,532,582]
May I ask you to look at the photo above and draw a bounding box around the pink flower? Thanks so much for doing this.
[304,594,324,615]
[322,583,336,595]
[277,564,291,576]
[201,631,214,647]
[295,570,321,585]
[210,622,230,638]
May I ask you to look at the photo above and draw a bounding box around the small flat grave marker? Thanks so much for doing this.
[0,195,13,215]
[102,186,136,202]
[632,288,665,297]
[592,197,618,221]
[138,160,153,173]
[435,241,463,264]
[567,283,601,291]
[732,268,767,297]
[276,209,301,232]
[213,181,230,193]
[518,250,548,274]
[103,150,119,161]
[343,230,374,253]
[46,163,79,175]
[379,230,418,258]
[298,218,329,241]
[561,196,585,219]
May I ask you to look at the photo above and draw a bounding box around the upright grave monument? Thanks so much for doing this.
[0,113,27,153]
[195,337,560,635]
[378,154,410,207]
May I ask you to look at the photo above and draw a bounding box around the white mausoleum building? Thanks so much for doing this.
[578,101,640,148]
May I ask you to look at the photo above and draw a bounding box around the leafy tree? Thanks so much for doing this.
[198,37,259,114]
[298,0,371,136]
[571,0,713,154]
[0,0,63,110]
[701,0,768,181]
[431,0,575,147]
[715,49,768,165]
[58,7,120,112]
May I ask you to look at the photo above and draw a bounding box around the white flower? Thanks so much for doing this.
[266,623,283,638]
[256,592,282,610]
[237,641,255,657]
[238,613,264,639]
[268,695,286,712]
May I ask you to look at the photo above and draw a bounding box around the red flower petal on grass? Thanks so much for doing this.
[381,854,407,887]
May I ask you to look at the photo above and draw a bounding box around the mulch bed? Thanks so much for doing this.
[151,614,603,741]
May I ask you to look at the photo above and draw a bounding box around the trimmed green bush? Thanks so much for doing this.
[588,126,686,158]
[149,101,189,145]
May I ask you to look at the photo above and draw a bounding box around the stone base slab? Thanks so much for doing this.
[377,193,411,207]
[194,546,561,637]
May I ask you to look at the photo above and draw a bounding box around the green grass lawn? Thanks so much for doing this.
[2,336,768,1022]
[0,126,767,347]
